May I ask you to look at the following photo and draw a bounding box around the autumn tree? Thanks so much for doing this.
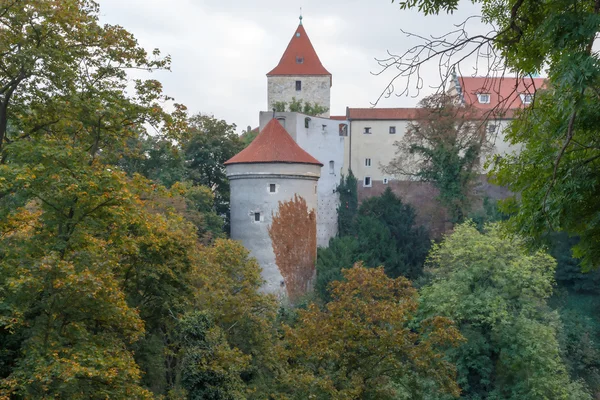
[277,266,463,399]
[269,195,317,302]
[383,94,492,223]
[420,222,591,399]
[0,0,191,396]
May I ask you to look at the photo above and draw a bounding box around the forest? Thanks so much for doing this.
[1,0,600,399]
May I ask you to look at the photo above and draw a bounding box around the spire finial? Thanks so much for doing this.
[299,8,303,25]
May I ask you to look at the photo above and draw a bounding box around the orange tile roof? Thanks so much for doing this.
[347,108,418,120]
[267,23,331,79]
[225,119,323,166]
[458,76,546,111]
[329,115,347,121]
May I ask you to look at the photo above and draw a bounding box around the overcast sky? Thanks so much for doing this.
[97,0,488,131]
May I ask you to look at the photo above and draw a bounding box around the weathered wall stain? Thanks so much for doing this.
[268,194,317,301]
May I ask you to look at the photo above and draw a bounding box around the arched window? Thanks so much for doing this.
[276,117,286,128]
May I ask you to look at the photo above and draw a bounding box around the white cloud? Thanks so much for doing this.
[97,0,487,130]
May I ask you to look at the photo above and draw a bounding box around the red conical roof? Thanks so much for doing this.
[225,119,323,166]
[267,22,331,78]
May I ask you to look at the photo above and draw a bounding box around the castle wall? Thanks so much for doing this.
[267,75,331,117]
[260,112,347,248]
[227,162,320,294]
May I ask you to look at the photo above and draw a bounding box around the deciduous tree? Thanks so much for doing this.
[278,266,463,399]
[420,222,590,399]
[383,94,491,223]
[269,195,317,302]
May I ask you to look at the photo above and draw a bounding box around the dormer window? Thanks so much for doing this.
[520,93,533,105]
[477,93,491,104]
[296,56,304,64]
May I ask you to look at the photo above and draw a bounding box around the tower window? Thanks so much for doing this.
[363,127,371,134]
[477,93,491,104]
[296,80,301,91]
[365,158,371,167]
[383,178,389,184]
[305,117,311,128]
[329,160,335,174]
[389,126,396,134]
[364,177,372,187]
[254,212,261,222]
[520,93,533,105]
[296,56,304,64]
[269,184,276,193]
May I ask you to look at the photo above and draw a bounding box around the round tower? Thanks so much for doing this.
[225,119,322,295]
[266,17,332,117]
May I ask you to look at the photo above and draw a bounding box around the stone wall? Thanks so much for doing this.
[267,75,331,117]
[358,177,512,239]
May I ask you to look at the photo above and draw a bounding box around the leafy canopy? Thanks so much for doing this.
[421,222,590,399]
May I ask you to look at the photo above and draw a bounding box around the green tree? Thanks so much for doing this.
[118,135,186,188]
[317,188,429,301]
[420,222,590,399]
[359,187,430,278]
[315,236,360,301]
[276,266,463,399]
[336,171,358,237]
[383,94,491,223]
[183,113,244,228]
[178,311,249,400]
[240,127,259,147]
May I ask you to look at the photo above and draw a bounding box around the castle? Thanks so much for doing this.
[225,16,543,297]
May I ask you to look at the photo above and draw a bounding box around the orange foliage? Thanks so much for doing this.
[268,194,317,302]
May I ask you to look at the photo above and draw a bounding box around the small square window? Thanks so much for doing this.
[269,184,276,193]
[296,56,304,64]
[389,126,396,134]
[383,178,389,185]
[295,80,301,91]
[487,124,497,134]
[364,177,372,187]
[365,158,371,167]
[254,212,260,222]
[477,93,491,104]
[363,127,371,134]
[520,93,533,105]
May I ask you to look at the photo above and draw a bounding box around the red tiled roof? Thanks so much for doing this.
[225,119,323,166]
[347,108,418,120]
[329,115,347,121]
[458,76,546,111]
[267,23,331,78]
